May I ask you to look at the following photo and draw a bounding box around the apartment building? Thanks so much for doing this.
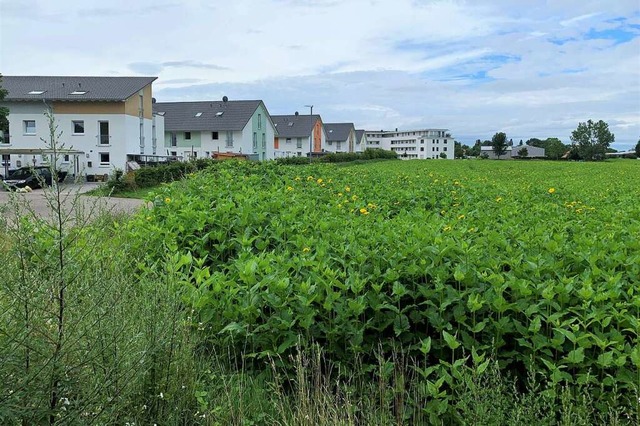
[0,76,163,178]
[365,129,454,159]
[154,98,276,161]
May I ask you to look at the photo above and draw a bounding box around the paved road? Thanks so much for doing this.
[0,183,147,223]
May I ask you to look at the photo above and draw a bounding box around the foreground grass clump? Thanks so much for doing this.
[126,159,639,422]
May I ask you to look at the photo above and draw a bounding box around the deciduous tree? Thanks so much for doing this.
[491,132,508,159]
[0,74,9,140]
[570,120,614,161]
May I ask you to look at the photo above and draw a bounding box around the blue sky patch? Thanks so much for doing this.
[585,27,638,45]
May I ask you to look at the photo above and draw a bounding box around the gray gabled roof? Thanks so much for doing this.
[154,100,263,132]
[271,114,322,138]
[355,130,366,141]
[325,123,355,142]
[1,76,157,101]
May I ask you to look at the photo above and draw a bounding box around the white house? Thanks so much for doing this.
[355,130,367,153]
[365,129,454,159]
[271,113,326,158]
[154,98,276,161]
[0,76,163,179]
[324,123,356,153]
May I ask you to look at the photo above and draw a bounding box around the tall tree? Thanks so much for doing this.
[570,119,615,161]
[491,132,508,159]
[0,74,9,140]
[635,138,640,157]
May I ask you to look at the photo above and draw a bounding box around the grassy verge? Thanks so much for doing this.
[84,184,159,199]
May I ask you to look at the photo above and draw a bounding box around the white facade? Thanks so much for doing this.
[0,102,164,176]
[1,102,160,176]
[365,129,454,160]
[275,136,310,158]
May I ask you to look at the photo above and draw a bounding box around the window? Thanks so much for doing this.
[226,131,233,147]
[70,90,88,95]
[443,147,448,151]
[258,114,262,129]
[262,133,266,149]
[24,120,36,135]
[72,120,84,134]
[170,151,177,156]
[1,154,10,165]
[28,90,46,95]
[99,152,110,165]
[420,147,424,152]
[99,121,110,144]
[253,132,258,151]
[185,132,191,140]
[286,138,291,144]
[336,142,341,150]
[296,138,302,149]
[170,133,177,147]
[63,154,70,162]
[195,112,203,117]
[212,131,219,140]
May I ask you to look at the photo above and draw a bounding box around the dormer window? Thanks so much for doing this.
[70,91,88,95]
[27,90,46,95]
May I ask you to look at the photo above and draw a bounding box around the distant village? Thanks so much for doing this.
[2,75,633,181]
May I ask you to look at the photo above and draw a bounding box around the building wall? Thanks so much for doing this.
[1,101,155,174]
[365,129,454,160]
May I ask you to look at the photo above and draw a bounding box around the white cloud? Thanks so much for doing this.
[1,0,639,148]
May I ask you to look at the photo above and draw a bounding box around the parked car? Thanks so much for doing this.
[2,166,67,190]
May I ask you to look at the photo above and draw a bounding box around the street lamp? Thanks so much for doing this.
[305,105,313,162]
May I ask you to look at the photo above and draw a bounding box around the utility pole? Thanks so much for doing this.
[305,105,313,163]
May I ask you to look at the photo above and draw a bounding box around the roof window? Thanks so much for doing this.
[70,91,88,95]
[216,112,224,116]
[27,90,46,95]
[195,112,203,117]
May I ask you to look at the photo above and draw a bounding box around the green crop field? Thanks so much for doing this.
[2,158,639,424]
[126,159,639,422]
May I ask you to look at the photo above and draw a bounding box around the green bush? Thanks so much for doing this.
[275,149,398,165]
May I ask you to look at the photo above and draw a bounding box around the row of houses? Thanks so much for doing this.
[0,76,454,178]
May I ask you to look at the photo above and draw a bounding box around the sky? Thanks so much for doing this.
[1,0,639,150]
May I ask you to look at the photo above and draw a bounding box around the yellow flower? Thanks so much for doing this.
[338,192,343,197]
[295,176,301,181]
[458,214,465,220]
[287,186,293,191]
[345,186,351,192]
[360,208,369,215]
[496,197,503,202]
[303,247,310,253]
[146,216,152,221]
[307,176,314,181]
[352,195,357,201]
[165,197,171,203]
[548,188,556,194]
[317,178,323,184]
[443,225,452,232]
